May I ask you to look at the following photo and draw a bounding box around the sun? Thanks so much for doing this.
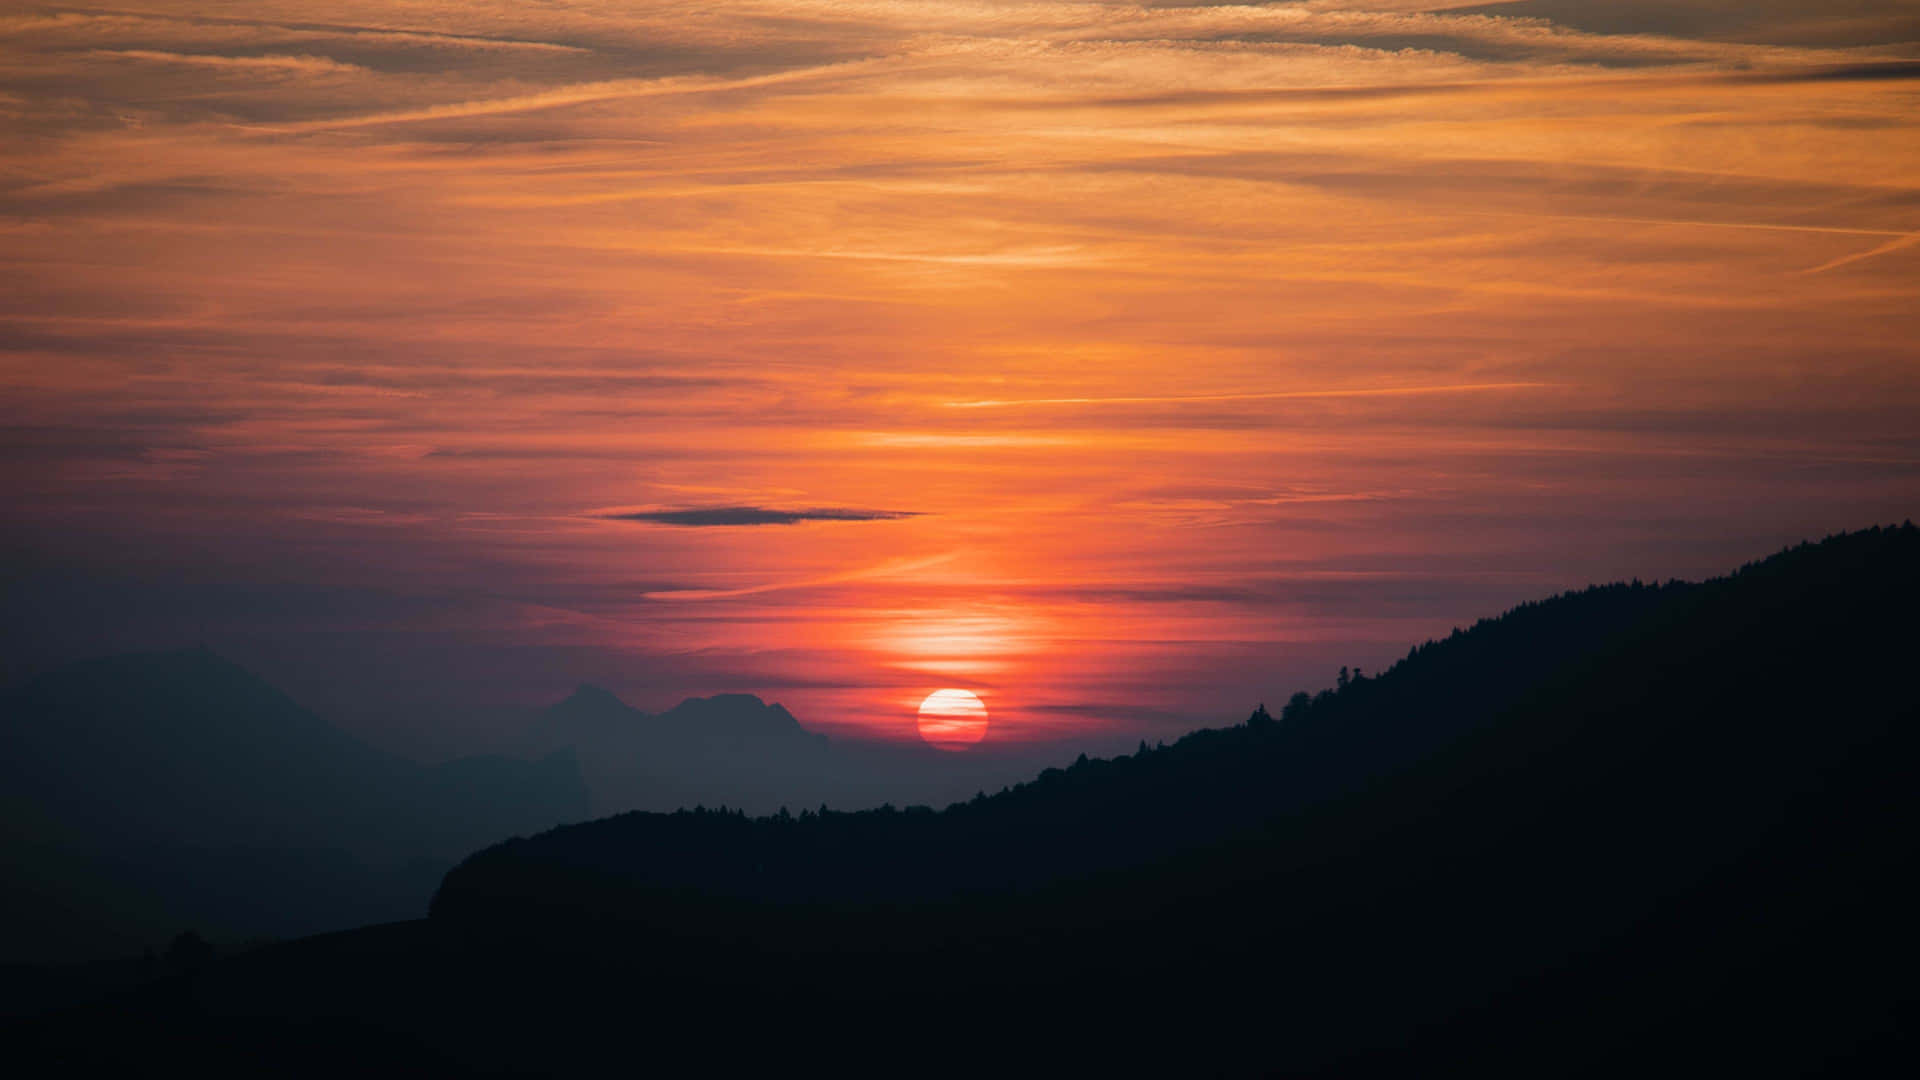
[916,688,989,750]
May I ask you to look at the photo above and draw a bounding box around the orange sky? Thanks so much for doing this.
[3,2,1917,751]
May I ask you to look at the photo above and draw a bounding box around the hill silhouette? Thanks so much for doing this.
[0,648,590,961]
[12,525,1917,1074]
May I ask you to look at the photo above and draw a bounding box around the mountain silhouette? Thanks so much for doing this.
[11,525,1917,1075]
[545,681,641,725]
[654,692,816,740]
[0,648,590,961]
[520,683,1052,822]
[534,684,818,749]
[520,684,834,816]
[531,683,644,753]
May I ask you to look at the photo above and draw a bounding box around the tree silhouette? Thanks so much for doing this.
[1281,691,1312,724]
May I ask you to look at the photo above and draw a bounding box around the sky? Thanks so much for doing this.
[2,1,1917,757]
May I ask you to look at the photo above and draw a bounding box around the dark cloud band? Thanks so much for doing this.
[602,506,918,527]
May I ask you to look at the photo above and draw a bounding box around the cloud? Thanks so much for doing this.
[601,506,919,526]
[1724,59,1920,84]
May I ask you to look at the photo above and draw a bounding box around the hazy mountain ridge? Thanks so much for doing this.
[525,683,831,818]
[523,680,1044,820]
[655,692,815,740]
[0,648,591,961]
[529,683,822,755]
[0,646,1021,961]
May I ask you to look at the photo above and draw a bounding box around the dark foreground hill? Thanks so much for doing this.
[15,526,1920,1075]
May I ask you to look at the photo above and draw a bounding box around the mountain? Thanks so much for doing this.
[526,683,642,760]
[0,649,590,961]
[654,692,817,741]
[13,525,1917,1074]
[532,684,819,752]
[521,682,1071,826]
[522,685,835,816]
[540,681,640,732]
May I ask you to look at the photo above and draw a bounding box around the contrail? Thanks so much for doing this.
[1800,232,1920,275]
[1459,209,1919,276]
[642,552,957,602]
[268,59,876,133]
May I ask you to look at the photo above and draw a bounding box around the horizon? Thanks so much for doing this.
[5,521,1904,767]
[4,2,1918,761]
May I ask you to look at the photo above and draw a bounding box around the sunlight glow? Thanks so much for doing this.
[916,689,990,750]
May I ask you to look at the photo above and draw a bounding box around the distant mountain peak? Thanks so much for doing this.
[657,693,815,740]
[557,683,630,711]
[545,681,641,713]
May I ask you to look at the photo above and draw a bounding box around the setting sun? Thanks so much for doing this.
[916,689,989,751]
